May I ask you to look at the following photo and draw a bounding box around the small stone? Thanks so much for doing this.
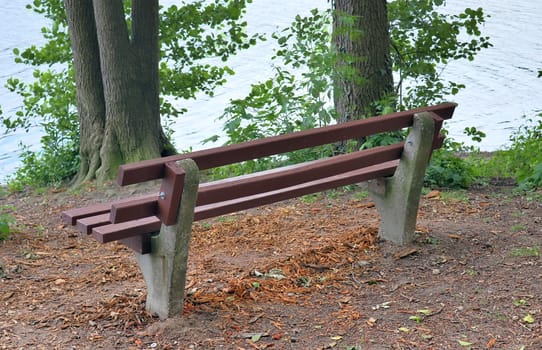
[432,269,440,275]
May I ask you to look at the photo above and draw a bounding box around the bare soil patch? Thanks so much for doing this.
[1,184,541,349]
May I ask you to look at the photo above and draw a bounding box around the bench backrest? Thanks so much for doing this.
[118,103,456,185]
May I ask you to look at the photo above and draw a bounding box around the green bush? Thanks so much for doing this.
[6,140,79,191]
[425,149,476,189]
[505,115,542,189]
[481,115,542,190]
[0,205,16,241]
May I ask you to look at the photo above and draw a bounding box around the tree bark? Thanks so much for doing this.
[64,0,105,184]
[65,0,174,184]
[332,0,394,123]
[92,0,163,181]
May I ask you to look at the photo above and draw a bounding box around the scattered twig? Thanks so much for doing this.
[248,313,265,324]
[302,263,332,271]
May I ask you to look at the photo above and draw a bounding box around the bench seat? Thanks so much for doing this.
[63,158,400,252]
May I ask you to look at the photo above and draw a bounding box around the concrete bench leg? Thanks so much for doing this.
[135,159,200,319]
[368,112,435,244]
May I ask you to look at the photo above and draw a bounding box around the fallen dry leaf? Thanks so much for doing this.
[425,190,441,199]
[486,337,497,348]
[393,248,419,260]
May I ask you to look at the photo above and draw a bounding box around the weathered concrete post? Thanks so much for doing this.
[135,159,200,319]
[368,112,435,244]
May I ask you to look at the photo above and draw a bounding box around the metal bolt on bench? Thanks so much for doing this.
[62,103,456,319]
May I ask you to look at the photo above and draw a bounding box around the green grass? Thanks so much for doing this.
[440,190,469,203]
[465,269,478,276]
[510,224,526,233]
[301,193,321,204]
[510,246,540,257]
[352,189,370,201]
[512,211,525,218]
[216,215,238,223]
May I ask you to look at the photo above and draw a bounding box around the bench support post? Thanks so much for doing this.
[368,112,435,244]
[135,159,200,319]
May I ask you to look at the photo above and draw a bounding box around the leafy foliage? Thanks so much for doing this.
[1,0,78,188]
[467,69,542,190]
[425,150,476,189]
[203,9,335,178]
[0,205,16,241]
[1,0,261,188]
[158,0,263,119]
[475,114,542,190]
[209,1,491,181]
[1,1,508,190]
[389,1,491,108]
[4,68,79,189]
[210,9,334,144]
[507,115,542,190]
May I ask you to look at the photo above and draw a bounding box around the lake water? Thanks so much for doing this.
[1,0,541,182]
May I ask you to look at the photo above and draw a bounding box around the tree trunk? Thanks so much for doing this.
[65,0,174,184]
[332,0,394,123]
[93,0,164,182]
[64,0,105,184]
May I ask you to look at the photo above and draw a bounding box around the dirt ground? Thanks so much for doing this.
[0,183,541,349]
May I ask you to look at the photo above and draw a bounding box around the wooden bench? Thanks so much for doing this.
[62,103,456,319]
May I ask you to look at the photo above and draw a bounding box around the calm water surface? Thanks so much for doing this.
[1,0,541,181]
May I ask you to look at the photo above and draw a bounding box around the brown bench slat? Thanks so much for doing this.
[92,216,161,243]
[86,160,395,253]
[120,234,152,255]
[118,103,456,185]
[77,213,110,235]
[111,196,158,224]
[80,160,399,233]
[107,161,323,225]
[62,202,111,226]
[196,143,403,206]
[61,193,158,225]
[93,160,399,228]
[433,133,445,149]
[107,144,403,226]
[194,160,398,221]
[67,134,446,240]
[157,162,187,225]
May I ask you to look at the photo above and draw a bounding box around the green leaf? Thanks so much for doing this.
[513,299,528,307]
[409,315,423,323]
[417,309,432,315]
[0,222,10,235]
[523,314,535,324]
[251,333,261,342]
[458,340,472,347]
